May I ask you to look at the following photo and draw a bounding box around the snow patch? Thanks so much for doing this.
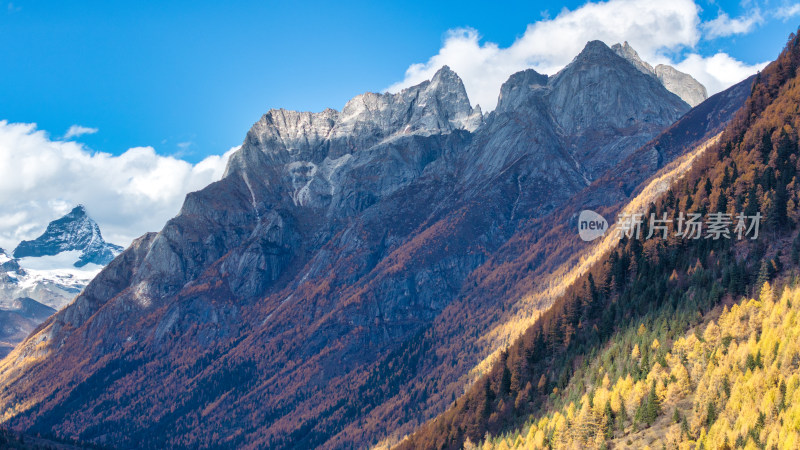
[16,267,99,292]
[18,251,102,272]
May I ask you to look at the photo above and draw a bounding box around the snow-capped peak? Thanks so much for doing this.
[13,205,123,267]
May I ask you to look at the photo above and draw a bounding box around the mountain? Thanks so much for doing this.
[612,41,708,107]
[401,30,800,449]
[13,205,123,268]
[0,208,121,357]
[0,41,744,449]
[0,298,56,359]
[0,246,63,357]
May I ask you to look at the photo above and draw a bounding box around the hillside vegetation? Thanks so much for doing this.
[473,281,800,449]
[399,28,800,450]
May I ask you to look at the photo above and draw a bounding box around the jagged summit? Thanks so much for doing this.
[478,40,690,187]
[612,41,655,74]
[13,205,123,267]
[224,65,481,178]
[575,39,619,59]
[496,69,548,112]
[612,41,708,107]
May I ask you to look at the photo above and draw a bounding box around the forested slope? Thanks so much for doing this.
[399,28,800,450]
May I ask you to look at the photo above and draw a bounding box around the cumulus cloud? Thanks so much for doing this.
[0,121,237,251]
[387,0,767,110]
[63,125,99,139]
[703,11,764,39]
[674,53,768,96]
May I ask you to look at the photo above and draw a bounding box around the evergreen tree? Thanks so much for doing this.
[603,400,614,439]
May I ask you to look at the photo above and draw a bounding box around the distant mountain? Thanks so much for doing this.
[0,207,122,357]
[0,298,56,359]
[612,41,708,107]
[13,205,122,267]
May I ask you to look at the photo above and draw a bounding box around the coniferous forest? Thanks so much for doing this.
[400,29,800,450]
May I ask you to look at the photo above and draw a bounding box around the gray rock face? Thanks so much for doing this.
[469,40,690,192]
[13,205,123,267]
[225,66,480,176]
[612,40,655,75]
[1,42,695,449]
[654,64,709,108]
[612,41,708,107]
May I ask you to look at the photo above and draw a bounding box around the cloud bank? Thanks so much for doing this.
[0,121,236,251]
[388,0,769,111]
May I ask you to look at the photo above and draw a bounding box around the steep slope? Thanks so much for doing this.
[340,74,751,449]
[400,29,800,449]
[0,42,692,449]
[474,282,800,450]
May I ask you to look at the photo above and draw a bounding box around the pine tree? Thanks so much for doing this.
[705,401,717,427]
[500,366,512,395]
[603,400,614,439]
[744,186,760,216]
[760,132,773,163]
[756,259,770,290]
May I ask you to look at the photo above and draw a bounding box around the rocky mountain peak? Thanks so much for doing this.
[611,41,708,107]
[653,64,708,107]
[12,205,123,267]
[225,66,481,178]
[429,64,459,85]
[611,41,655,75]
[495,69,548,112]
[573,39,619,62]
[548,39,688,127]
[336,64,480,137]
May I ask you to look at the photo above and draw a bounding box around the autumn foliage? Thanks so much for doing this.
[399,28,800,449]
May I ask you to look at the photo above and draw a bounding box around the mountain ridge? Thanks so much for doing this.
[0,40,741,449]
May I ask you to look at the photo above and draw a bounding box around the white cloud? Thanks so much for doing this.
[63,125,99,139]
[387,0,766,110]
[674,52,768,96]
[774,4,800,20]
[0,120,237,251]
[703,11,764,39]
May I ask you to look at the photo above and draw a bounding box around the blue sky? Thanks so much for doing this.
[2,0,797,162]
[1,0,799,250]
